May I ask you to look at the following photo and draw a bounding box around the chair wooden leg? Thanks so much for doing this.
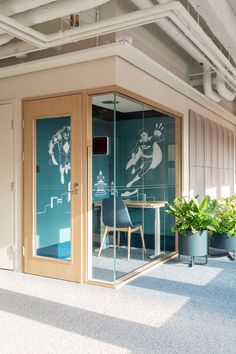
[128,227,131,261]
[98,226,108,257]
[139,226,146,253]
[117,231,120,250]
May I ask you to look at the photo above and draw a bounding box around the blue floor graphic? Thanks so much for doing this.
[37,241,71,259]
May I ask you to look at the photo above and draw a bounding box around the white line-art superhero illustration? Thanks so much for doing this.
[48,126,71,184]
[121,123,164,198]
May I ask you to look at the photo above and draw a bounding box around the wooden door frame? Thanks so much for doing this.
[23,94,83,282]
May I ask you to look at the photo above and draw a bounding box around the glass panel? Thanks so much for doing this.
[35,117,71,260]
[88,93,181,284]
[89,94,116,282]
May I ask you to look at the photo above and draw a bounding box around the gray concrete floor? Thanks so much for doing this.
[0,252,235,353]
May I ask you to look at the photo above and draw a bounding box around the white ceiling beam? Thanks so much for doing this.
[0,0,57,17]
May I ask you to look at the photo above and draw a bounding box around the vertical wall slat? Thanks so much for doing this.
[189,110,235,199]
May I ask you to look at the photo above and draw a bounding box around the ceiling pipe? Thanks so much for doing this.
[171,2,236,79]
[202,63,221,103]
[0,3,175,54]
[216,73,236,101]
[13,0,110,25]
[130,0,204,63]
[0,0,56,44]
[130,0,236,100]
[0,1,236,97]
[166,11,236,90]
[0,0,111,46]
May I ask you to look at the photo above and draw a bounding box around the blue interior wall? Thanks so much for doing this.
[92,108,177,251]
[36,117,71,251]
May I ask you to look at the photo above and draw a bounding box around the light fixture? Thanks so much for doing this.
[102,100,120,104]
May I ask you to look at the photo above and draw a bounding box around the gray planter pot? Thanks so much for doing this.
[210,233,236,256]
[179,230,208,266]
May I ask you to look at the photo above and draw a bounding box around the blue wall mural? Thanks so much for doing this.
[92,108,177,251]
[36,117,71,259]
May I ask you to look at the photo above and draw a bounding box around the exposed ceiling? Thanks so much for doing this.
[188,0,236,62]
[228,0,236,16]
[0,0,236,106]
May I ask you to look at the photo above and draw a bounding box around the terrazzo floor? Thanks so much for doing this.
[0,252,235,353]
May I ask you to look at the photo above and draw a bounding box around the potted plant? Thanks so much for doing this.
[210,195,236,261]
[166,195,217,267]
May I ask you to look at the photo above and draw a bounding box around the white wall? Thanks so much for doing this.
[0,54,235,272]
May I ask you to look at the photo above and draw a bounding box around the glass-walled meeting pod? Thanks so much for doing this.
[87,92,182,286]
[23,89,181,287]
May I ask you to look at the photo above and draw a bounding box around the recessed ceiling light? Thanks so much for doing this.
[102,100,120,104]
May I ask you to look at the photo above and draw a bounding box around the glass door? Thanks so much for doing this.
[23,94,83,282]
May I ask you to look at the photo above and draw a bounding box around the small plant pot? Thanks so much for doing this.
[210,233,236,260]
[179,230,208,267]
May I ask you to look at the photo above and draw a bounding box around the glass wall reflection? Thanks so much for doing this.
[89,93,181,284]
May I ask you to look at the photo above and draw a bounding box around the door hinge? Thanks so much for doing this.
[22,119,24,129]
[11,181,14,191]
[22,246,25,256]
[11,244,15,254]
[22,152,25,162]
[11,119,14,129]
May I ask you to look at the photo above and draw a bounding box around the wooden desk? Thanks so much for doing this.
[93,200,165,258]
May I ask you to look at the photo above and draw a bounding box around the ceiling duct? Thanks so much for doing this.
[130,0,235,102]
[216,72,236,101]
[0,0,110,46]
[202,63,221,103]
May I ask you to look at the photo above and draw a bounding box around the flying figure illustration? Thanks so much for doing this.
[48,126,71,184]
[121,123,164,198]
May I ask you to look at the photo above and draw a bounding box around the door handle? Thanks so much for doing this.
[66,182,79,195]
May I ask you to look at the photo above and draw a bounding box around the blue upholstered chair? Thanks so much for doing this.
[98,197,146,260]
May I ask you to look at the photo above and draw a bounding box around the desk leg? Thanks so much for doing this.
[149,208,161,259]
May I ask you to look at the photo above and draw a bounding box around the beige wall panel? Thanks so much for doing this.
[189,113,197,167]
[205,167,212,195]
[197,117,205,168]
[223,128,229,169]
[205,119,212,168]
[230,170,234,194]
[211,168,218,199]
[211,122,218,169]
[218,169,224,197]
[189,111,235,199]
[0,103,14,269]
[229,131,234,169]
[189,166,197,197]
[223,169,230,197]
[217,126,224,169]
[197,167,205,200]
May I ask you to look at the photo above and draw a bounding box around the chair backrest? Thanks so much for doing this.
[102,198,133,228]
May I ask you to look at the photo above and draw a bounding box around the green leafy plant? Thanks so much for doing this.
[214,195,236,236]
[166,195,218,236]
